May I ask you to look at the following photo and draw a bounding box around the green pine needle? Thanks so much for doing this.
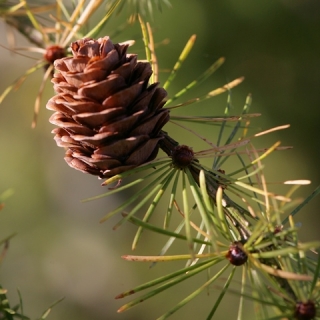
[132,168,177,249]
[206,265,236,319]
[165,57,226,105]
[163,34,197,90]
[117,257,222,313]
[158,263,231,320]
[124,214,211,246]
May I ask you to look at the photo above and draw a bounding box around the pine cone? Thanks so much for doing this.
[46,37,169,178]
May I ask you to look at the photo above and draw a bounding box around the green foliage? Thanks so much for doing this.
[0,287,64,320]
[0,1,319,319]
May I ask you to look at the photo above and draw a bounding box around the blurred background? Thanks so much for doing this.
[0,1,319,319]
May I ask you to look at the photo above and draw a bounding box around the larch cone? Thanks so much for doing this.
[46,36,169,178]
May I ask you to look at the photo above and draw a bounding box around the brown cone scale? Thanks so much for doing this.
[47,37,170,178]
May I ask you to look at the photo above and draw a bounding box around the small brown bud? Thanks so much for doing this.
[226,241,248,266]
[295,300,316,320]
[44,45,66,65]
[171,145,194,169]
